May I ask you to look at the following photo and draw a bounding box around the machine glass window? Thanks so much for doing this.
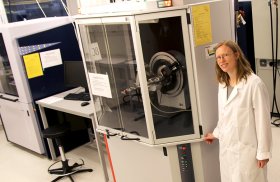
[104,23,148,137]
[78,22,148,137]
[78,24,122,131]
[0,34,18,96]
[138,16,194,139]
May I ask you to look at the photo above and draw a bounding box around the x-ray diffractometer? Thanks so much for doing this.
[75,0,234,181]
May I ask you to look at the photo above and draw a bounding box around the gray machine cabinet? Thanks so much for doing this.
[0,17,83,154]
[75,0,233,147]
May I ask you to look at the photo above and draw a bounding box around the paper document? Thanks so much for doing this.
[40,49,63,69]
[89,73,112,98]
[192,4,212,46]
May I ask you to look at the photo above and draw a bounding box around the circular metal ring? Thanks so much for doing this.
[149,51,185,97]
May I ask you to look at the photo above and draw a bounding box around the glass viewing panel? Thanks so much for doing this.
[79,23,148,138]
[0,34,18,96]
[138,16,194,139]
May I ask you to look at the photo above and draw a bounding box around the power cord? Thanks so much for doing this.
[271,118,280,127]
[48,158,85,176]
[59,0,80,52]
[273,1,279,114]
[269,0,280,117]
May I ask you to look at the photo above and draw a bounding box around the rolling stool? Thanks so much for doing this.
[42,124,93,182]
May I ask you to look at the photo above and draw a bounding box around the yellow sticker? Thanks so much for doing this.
[23,53,43,79]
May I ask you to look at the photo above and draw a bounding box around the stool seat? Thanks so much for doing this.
[42,125,70,139]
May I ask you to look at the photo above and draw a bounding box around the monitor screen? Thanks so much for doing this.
[64,61,89,92]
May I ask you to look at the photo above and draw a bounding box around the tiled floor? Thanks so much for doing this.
[0,125,112,182]
[0,123,279,182]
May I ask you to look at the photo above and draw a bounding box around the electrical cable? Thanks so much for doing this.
[150,100,191,115]
[272,2,279,115]
[60,0,71,16]
[269,1,275,114]
[47,158,84,176]
[271,118,280,127]
[59,0,79,40]
[35,0,47,17]
[273,3,279,115]
[269,0,280,117]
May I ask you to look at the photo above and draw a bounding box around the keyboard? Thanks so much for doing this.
[64,92,91,101]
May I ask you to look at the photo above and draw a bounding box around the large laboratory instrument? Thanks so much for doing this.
[0,17,83,154]
[75,0,233,181]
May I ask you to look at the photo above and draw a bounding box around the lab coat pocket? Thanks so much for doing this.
[235,107,250,128]
[235,107,257,146]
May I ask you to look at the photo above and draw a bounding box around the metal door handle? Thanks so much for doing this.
[120,135,140,141]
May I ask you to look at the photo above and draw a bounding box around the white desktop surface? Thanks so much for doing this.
[36,87,93,118]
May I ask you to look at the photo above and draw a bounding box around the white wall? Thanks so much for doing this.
[252,0,280,59]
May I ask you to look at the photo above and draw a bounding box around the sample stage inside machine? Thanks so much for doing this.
[92,16,194,140]
[139,16,194,139]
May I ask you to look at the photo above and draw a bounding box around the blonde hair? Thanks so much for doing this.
[214,40,253,86]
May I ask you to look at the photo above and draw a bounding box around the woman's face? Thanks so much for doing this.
[215,45,238,74]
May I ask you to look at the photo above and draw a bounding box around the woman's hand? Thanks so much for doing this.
[203,133,216,144]
[257,159,269,168]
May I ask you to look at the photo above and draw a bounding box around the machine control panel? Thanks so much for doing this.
[177,143,195,182]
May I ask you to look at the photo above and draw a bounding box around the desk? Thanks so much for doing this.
[36,87,109,182]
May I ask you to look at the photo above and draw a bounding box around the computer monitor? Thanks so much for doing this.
[64,60,89,93]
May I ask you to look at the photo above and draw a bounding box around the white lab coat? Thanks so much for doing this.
[213,73,272,182]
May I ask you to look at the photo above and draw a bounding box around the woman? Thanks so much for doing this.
[204,40,272,182]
